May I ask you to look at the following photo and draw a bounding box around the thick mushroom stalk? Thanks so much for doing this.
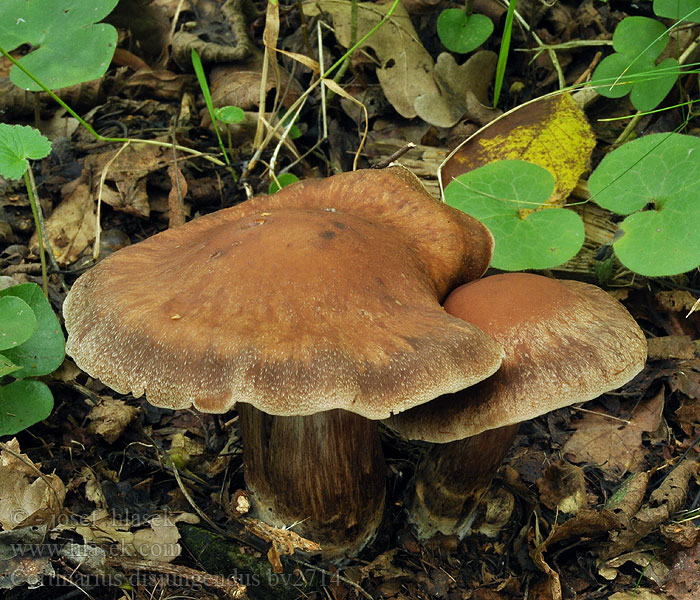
[63,167,502,559]
[385,273,648,540]
[238,405,385,559]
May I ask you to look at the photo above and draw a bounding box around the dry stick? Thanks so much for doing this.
[93,141,130,261]
[371,142,416,168]
[105,556,248,599]
[169,129,187,228]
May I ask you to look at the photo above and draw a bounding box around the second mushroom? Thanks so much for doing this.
[385,273,647,540]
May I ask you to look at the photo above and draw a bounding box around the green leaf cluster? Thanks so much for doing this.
[590,16,680,112]
[0,283,65,436]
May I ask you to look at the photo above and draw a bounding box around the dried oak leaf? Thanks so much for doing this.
[31,182,96,266]
[0,439,65,531]
[647,336,696,361]
[562,390,664,474]
[413,51,497,128]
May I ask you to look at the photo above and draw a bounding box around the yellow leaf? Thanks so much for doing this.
[442,93,596,205]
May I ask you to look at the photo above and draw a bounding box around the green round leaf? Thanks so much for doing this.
[0,380,54,436]
[589,133,700,276]
[215,106,245,124]
[0,295,36,351]
[591,54,651,99]
[613,17,669,61]
[268,173,300,194]
[0,0,119,91]
[437,9,493,54]
[0,124,52,180]
[0,283,65,377]
[654,0,700,24]
[589,133,700,214]
[614,207,700,276]
[629,57,680,112]
[444,160,585,270]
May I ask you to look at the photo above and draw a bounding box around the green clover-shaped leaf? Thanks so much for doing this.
[437,9,493,54]
[654,0,700,23]
[0,283,65,377]
[0,124,51,180]
[590,17,679,112]
[589,133,700,276]
[0,0,119,91]
[444,160,584,270]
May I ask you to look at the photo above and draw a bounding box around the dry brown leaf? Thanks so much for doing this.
[562,390,665,473]
[664,543,700,600]
[536,460,586,515]
[656,289,699,313]
[209,49,302,111]
[414,51,497,128]
[530,508,619,600]
[124,68,192,101]
[442,93,596,205]
[599,551,669,586]
[131,512,199,563]
[603,458,699,559]
[0,439,66,531]
[609,590,669,600]
[0,555,55,589]
[661,522,699,548]
[32,183,96,265]
[647,336,697,360]
[85,142,172,218]
[303,0,439,118]
[87,398,139,444]
[72,509,198,564]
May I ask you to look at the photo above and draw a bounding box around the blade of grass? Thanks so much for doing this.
[191,49,231,166]
[493,0,517,108]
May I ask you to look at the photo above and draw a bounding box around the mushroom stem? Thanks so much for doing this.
[409,424,518,539]
[237,403,386,560]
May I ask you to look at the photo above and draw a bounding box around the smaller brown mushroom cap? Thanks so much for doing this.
[64,167,503,419]
[384,273,648,442]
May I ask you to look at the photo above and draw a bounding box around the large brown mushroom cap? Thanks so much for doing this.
[384,273,648,441]
[64,168,502,418]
